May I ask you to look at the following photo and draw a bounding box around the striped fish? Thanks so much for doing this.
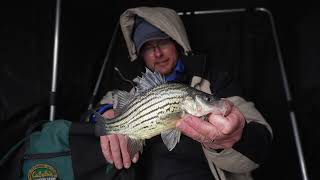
[94,68,227,156]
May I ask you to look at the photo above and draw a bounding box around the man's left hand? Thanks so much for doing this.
[176,100,245,150]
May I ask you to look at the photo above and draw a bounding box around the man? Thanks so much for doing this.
[97,7,272,180]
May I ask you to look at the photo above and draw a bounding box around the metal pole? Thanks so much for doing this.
[178,8,246,15]
[87,21,120,110]
[49,0,61,121]
[256,7,309,180]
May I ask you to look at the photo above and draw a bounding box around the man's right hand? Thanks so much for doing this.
[100,109,139,169]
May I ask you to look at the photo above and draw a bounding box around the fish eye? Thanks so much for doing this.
[206,96,215,102]
[203,96,211,102]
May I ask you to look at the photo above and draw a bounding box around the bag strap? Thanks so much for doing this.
[0,136,28,166]
[0,120,48,179]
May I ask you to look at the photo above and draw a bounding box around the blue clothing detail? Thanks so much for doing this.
[165,58,184,82]
[89,104,113,123]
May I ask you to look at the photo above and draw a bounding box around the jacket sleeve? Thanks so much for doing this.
[69,122,109,178]
[202,96,273,173]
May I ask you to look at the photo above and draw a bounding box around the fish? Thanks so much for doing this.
[94,68,227,156]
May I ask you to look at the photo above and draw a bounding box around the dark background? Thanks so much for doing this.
[1,0,319,179]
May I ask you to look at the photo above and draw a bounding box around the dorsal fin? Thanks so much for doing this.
[133,68,166,95]
[112,90,135,116]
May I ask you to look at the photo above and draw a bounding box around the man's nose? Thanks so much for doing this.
[153,46,163,57]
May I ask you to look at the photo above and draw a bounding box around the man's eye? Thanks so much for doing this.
[144,46,153,50]
[158,40,171,46]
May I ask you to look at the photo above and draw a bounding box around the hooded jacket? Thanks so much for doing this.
[119,7,273,180]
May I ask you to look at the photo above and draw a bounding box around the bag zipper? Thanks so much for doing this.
[24,151,71,160]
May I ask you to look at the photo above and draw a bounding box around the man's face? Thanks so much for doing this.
[141,39,178,76]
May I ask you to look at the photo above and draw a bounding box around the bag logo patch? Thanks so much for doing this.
[28,164,58,180]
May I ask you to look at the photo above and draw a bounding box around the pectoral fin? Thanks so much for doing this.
[161,129,181,151]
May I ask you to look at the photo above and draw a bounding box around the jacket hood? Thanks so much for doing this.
[120,7,192,61]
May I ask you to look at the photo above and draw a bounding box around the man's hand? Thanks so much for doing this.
[100,109,139,169]
[176,100,245,150]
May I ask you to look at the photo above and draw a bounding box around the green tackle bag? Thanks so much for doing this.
[20,120,73,180]
[0,119,136,180]
[0,120,74,180]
